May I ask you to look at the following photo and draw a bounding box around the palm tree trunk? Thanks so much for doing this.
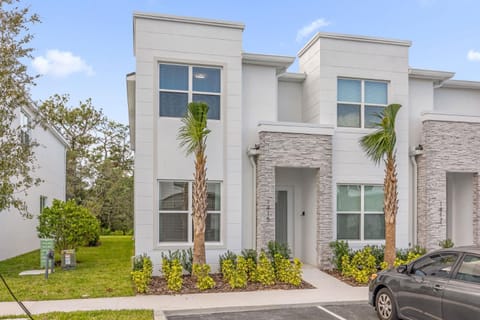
[192,151,207,265]
[384,156,398,267]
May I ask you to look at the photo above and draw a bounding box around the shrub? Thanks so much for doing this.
[219,250,237,268]
[131,255,152,293]
[220,258,235,281]
[37,199,100,251]
[394,249,423,267]
[256,252,275,285]
[132,253,149,271]
[274,254,303,286]
[329,240,351,272]
[180,248,193,275]
[162,258,183,292]
[341,247,377,284]
[366,245,384,267]
[241,249,258,281]
[439,239,454,248]
[192,263,215,290]
[266,241,291,261]
[241,249,258,264]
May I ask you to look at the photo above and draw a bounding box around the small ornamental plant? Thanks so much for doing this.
[192,263,215,290]
[131,255,152,293]
[162,258,183,292]
[255,252,275,286]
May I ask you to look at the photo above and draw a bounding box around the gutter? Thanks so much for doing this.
[247,145,260,250]
[409,146,424,247]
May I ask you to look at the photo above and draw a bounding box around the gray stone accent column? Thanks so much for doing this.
[256,131,332,267]
[417,120,480,250]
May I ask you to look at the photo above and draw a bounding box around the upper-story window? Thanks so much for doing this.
[159,64,221,120]
[20,111,31,145]
[337,78,388,128]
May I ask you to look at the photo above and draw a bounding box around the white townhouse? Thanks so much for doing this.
[0,107,67,261]
[127,12,480,271]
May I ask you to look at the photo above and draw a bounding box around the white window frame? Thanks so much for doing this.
[158,180,222,246]
[337,78,388,128]
[336,184,384,241]
[158,63,221,119]
[40,195,47,214]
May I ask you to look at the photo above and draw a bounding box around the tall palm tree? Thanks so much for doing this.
[360,104,401,267]
[178,102,211,265]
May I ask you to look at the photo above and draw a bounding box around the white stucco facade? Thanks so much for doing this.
[0,107,67,261]
[128,12,480,271]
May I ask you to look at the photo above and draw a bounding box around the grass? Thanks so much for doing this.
[0,309,153,319]
[0,236,135,301]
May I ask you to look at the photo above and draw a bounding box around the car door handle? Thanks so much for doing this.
[433,284,444,292]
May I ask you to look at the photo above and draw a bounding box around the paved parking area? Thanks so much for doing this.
[166,303,378,320]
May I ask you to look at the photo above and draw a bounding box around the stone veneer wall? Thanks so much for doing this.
[256,131,332,267]
[417,120,480,250]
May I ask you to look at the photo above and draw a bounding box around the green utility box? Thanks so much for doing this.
[40,238,55,268]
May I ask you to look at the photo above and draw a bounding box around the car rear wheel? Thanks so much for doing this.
[376,288,398,320]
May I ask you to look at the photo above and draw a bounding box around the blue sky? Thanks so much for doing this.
[24,0,480,124]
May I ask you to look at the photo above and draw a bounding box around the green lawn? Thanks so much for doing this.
[0,236,136,301]
[0,309,153,319]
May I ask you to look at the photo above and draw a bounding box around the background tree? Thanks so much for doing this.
[360,104,401,267]
[0,0,40,217]
[38,95,134,233]
[178,102,211,265]
[38,94,105,202]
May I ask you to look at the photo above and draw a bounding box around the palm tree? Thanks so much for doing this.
[360,104,401,267]
[178,102,211,265]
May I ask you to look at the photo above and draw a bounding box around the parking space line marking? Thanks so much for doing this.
[317,306,348,320]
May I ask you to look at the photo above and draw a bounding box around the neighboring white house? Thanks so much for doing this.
[127,12,480,271]
[0,106,67,261]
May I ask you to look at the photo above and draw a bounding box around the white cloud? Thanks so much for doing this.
[467,50,480,62]
[296,18,330,42]
[32,49,94,78]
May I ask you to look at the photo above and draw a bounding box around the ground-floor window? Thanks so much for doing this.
[158,180,221,243]
[336,184,384,240]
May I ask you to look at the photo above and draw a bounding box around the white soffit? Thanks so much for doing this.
[258,121,334,136]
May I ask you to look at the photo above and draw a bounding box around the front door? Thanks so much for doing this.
[275,187,293,250]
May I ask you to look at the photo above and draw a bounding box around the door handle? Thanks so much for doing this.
[433,284,444,292]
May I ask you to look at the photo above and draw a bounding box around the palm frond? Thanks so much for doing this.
[177,102,211,156]
[360,104,401,165]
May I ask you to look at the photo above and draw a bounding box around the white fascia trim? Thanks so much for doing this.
[298,32,411,57]
[442,80,480,90]
[133,12,245,30]
[422,112,480,124]
[258,121,334,136]
[278,72,306,83]
[126,73,136,150]
[242,52,295,71]
[408,68,455,81]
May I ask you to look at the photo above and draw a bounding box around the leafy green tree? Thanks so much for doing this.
[38,94,105,202]
[360,104,401,267]
[178,102,211,265]
[0,0,40,217]
[37,199,100,251]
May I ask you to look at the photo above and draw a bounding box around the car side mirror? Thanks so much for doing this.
[396,265,408,274]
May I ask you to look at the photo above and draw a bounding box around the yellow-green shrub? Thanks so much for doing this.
[162,258,183,292]
[274,254,303,286]
[394,251,422,267]
[245,257,257,282]
[192,263,215,290]
[341,247,377,284]
[256,252,275,285]
[131,256,152,293]
[221,256,248,288]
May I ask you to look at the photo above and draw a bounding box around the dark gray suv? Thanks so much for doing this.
[369,246,480,320]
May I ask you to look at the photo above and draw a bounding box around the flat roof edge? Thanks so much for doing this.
[299,32,411,57]
[242,52,295,69]
[133,12,245,30]
[409,68,455,81]
[442,79,480,90]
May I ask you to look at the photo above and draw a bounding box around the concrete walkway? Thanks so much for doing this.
[0,265,368,318]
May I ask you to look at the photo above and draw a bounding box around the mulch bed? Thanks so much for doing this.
[147,274,315,295]
[322,269,367,287]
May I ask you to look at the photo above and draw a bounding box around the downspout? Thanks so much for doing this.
[247,145,260,250]
[409,146,424,247]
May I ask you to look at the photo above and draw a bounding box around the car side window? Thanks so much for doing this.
[411,253,459,278]
[455,255,480,284]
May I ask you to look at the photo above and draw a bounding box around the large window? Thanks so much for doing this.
[337,78,388,128]
[158,181,221,243]
[336,184,384,240]
[159,64,221,119]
